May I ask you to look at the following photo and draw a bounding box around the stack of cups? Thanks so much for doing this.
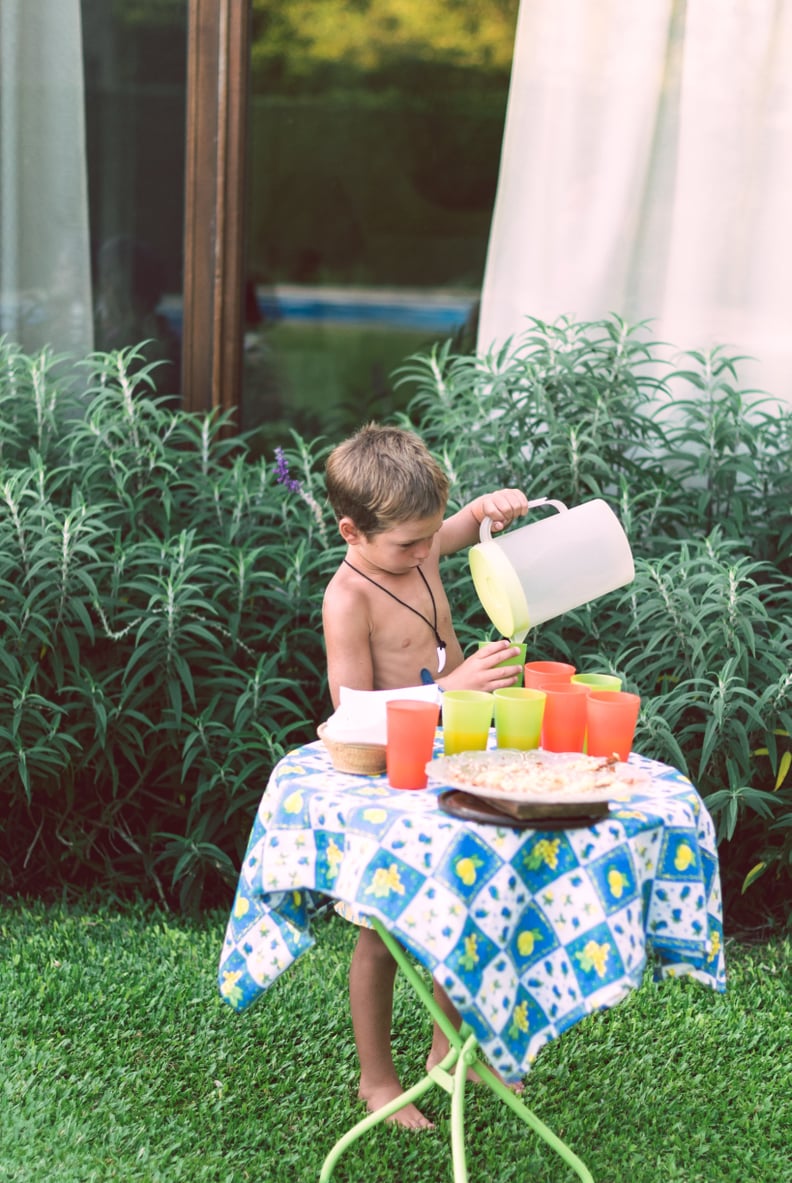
[438,660,640,761]
[522,663,640,759]
[571,672,640,761]
[523,662,580,751]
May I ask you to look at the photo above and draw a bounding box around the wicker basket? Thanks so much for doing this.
[317,722,386,776]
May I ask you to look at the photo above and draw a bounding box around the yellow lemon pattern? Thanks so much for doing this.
[525,838,561,871]
[508,1001,530,1040]
[575,939,611,978]
[233,895,250,919]
[707,928,721,964]
[455,855,484,886]
[219,970,244,1007]
[517,929,542,957]
[283,790,303,814]
[459,933,480,971]
[607,868,629,899]
[326,838,343,880]
[674,842,696,871]
[365,865,405,899]
[362,808,387,824]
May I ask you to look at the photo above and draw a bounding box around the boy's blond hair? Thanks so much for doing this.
[325,423,449,536]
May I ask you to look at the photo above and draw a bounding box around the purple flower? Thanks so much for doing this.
[274,446,301,492]
[272,446,328,542]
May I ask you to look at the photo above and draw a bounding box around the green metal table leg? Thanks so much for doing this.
[318,1042,462,1183]
[449,1031,475,1182]
[319,918,594,1183]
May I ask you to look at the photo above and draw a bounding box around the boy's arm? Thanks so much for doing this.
[439,488,529,556]
[322,584,374,709]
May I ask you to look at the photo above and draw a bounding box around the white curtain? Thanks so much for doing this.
[0,0,92,357]
[479,0,792,405]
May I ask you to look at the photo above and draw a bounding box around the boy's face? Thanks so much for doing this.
[341,512,444,576]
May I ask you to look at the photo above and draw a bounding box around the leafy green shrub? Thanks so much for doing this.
[1,318,789,929]
[396,317,791,927]
[0,342,339,912]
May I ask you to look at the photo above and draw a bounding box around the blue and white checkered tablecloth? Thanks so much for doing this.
[218,737,726,1083]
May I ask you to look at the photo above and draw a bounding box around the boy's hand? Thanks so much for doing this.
[439,488,529,555]
[438,639,523,692]
[473,489,529,533]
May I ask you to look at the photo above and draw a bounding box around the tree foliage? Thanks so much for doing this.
[250,0,519,93]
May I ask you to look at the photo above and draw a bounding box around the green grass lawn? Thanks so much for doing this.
[1,897,789,1183]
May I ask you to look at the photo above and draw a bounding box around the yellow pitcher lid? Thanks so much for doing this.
[468,541,531,642]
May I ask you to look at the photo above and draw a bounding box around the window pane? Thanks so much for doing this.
[0,3,92,360]
[243,0,519,445]
[81,0,187,400]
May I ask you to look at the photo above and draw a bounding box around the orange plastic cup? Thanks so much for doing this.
[541,682,589,752]
[569,674,623,751]
[586,691,641,762]
[526,673,577,691]
[386,700,440,789]
[524,660,576,690]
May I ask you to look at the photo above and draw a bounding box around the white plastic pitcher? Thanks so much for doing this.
[468,497,635,641]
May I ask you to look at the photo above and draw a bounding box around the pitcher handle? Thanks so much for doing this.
[479,497,568,544]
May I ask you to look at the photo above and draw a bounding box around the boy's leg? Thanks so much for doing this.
[427,978,524,1092]
[426,977,462,1069]
[349,925,434,1129]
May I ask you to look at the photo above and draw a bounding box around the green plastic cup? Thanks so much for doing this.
[493,687,546,750]
[571,673,623,692]
[477,640,527,687]
[442,690,494,755]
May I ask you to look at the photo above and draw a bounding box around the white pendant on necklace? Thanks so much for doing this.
[437,645,446,673]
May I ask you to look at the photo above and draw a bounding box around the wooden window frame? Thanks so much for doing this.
[181,0,250,416]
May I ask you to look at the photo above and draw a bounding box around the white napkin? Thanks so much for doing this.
[323,685,442,745]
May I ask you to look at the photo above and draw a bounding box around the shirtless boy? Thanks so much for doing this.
[322,422,529,1128]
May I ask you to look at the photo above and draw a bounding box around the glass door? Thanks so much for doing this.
[81,0,188,400]
[242,0,520,447]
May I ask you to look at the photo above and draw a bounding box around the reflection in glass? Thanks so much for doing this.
[94,235,181,396]
[81,0,187,400]
[243,0,520,446]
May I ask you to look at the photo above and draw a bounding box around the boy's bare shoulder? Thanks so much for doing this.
[323,560,370,614]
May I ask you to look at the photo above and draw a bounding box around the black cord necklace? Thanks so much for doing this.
[343,558,447,673]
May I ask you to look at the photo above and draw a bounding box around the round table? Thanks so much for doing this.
[219,736,726,1180]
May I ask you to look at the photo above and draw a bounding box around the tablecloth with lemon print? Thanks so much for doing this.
[218,739,726,1083]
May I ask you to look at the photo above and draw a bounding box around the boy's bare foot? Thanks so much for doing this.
[358,1081,434,1129]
